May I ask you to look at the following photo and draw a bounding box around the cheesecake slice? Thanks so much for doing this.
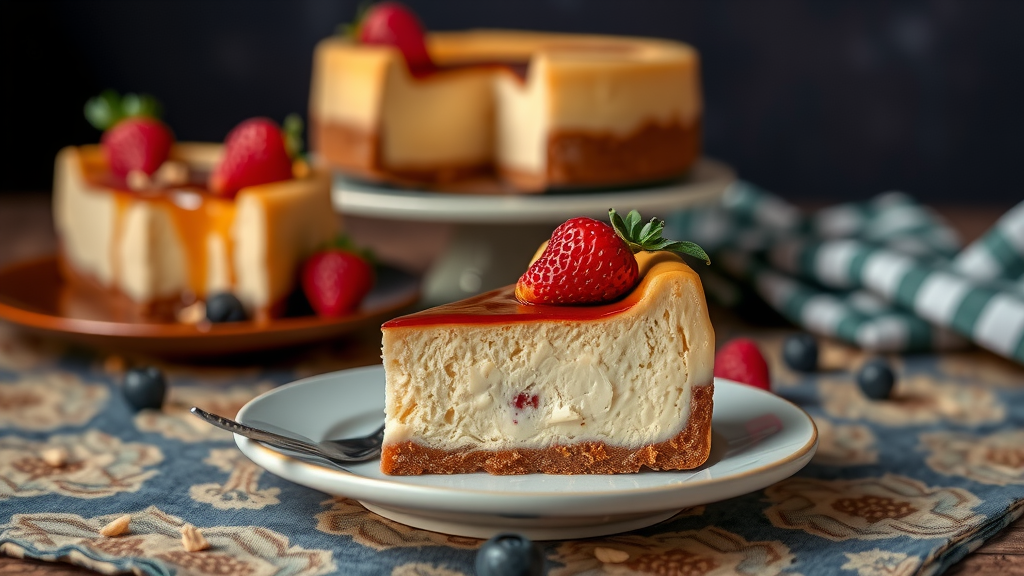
[310,30,701,192]
[380,250,714,475]
[53,143,337,320]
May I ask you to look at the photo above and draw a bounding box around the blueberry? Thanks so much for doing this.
[856,358,896,400]
[123,366,167,411]
[205,293,247,323]
[782,333,818,372]
[475,533,544,576]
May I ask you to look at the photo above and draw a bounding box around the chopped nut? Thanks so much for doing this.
[180,523,210,552]
[176,301,207,325]
[154,160,189,187]
[126,170,152,191]
[100,514,131,537]
[594,547,629,564]
[41,447,70,467]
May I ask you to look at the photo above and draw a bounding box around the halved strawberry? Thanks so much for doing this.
[515,209,710,306]
[209,118,294,198]
[84,90,174,178]
[301,239,375,317]
[353,2,434,74]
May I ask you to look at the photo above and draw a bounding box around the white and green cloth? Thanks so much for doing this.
[670,183,1024,363]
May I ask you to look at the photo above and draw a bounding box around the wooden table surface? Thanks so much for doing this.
[0,192,1020,575]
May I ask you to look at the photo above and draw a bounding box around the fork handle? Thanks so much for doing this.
[190,406,323,455]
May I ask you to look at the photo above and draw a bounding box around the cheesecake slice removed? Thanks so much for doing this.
[380,250,714,475]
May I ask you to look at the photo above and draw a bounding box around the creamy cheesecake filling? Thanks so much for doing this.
[382,253,714,454]
[380,61,494,170]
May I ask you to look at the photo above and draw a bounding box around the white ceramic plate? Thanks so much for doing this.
[332,158,735,224]
[235,365,817,540]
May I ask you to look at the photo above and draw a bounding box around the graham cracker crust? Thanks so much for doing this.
[544,119,701,188]
[312,117,700,193]
[381,382,713,475]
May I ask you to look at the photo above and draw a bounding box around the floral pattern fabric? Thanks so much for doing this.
[1,328,1023,576]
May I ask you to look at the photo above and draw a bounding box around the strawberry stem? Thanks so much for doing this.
[609,208,711,265]
[337,0,375,38]
[282,114,305,160]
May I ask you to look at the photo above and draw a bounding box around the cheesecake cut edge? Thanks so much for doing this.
[380,252,715,476]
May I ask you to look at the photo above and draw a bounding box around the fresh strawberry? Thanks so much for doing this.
[515,209,710,306]
[355,2,434,74]
[301,244,375,317]
[209,118,294,197]
[84,90,174,178]
[102,117,174,177]
[515,217,638,305]
[714,338,771,391]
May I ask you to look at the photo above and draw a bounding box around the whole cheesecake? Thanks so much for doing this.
[310,30,702,192]
[53,143,337,321]
[380,250,714,475]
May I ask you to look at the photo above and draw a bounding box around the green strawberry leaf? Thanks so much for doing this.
[121,93,162,119]
[84,90,122,131]
[324,234,376,265]
[84,90,163,131]
[338,0,374,39]
[283,113,305,159]
[608,208,711,265]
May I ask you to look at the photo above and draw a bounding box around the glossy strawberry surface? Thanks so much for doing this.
[714,338,771,391]
[209,118,294,197]
[102,117,174,178]
[301,250,375,317]
[516,217,639,305]
[358,2,434,73]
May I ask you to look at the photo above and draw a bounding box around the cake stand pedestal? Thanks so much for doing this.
[333,158,735,305]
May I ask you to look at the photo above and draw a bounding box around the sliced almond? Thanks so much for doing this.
[594,547,629,563]
[100,514,131,537]
[41,447,70,467]
[126,170,152,191]
[180,523,210,552]
[154,160,189,187]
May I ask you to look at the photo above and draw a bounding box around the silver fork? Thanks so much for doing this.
[190,406,384,466]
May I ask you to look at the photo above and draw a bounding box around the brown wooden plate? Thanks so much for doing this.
[0,256,419,357]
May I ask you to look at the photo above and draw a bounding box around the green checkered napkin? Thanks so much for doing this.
[669,183,1024,363]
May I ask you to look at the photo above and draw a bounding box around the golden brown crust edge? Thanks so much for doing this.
[381,382,713,475]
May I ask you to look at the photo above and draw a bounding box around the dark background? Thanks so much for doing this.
[3,0,1022,204]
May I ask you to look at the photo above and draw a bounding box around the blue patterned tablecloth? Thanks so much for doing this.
[1,321,1022,576]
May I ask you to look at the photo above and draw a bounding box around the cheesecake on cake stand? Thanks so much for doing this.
[333,158,734,305]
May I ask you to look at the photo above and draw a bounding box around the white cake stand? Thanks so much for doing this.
[333,158,735,305]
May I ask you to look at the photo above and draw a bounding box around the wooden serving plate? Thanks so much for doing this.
[0,256,419,358]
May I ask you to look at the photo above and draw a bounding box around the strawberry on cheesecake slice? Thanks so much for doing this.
[380,210,713,475]
[54,93,337,321]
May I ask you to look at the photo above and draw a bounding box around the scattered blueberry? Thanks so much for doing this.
[123,366,167,411]
[475,533,544,576]
[856,358,896,400]
[205,293,247,323]
[782,333,819,372]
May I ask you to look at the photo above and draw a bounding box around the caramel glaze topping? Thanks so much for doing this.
[383,251,689,329]
[77,145,236,298]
